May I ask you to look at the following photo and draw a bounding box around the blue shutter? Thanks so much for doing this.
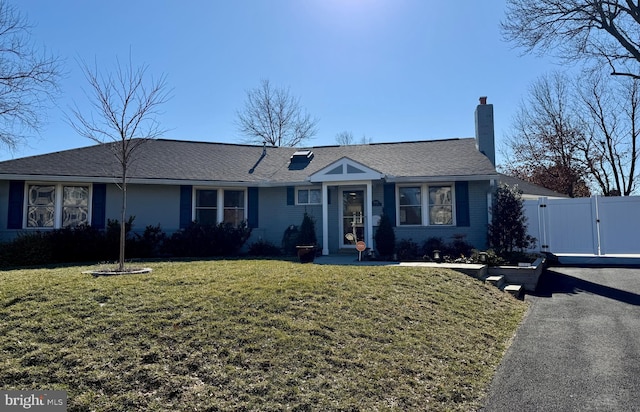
[180,185,193,229]
[286,186,294,205]
[383,182,396,227]
[455,181,470,227]
[247,187,259,228]
[91,183,107,229]
[7,181,24,229]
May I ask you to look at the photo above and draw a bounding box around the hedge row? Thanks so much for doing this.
[0,220,251,268]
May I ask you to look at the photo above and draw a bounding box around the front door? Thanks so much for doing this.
[341,189,365,248]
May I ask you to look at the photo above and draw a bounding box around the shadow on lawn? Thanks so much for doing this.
[531,268,640,306]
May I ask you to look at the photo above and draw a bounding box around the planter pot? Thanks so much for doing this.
[487,257,546,292]
[296,245,316,263]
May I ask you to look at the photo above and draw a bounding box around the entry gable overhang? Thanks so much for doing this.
[308,157,385,183]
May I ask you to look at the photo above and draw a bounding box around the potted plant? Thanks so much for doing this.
[296,213,317,263]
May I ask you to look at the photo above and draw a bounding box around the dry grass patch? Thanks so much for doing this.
[0,260,527,411]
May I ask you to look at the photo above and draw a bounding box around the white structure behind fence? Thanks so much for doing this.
[524,196,640,256]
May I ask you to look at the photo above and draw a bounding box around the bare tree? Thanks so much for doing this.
[335,130,354,145]
[335,130,373,145]
[236,79,318,147]
[502,72,591,197]
[0,0,61,152]
[577,70,640,195]
[502,70,640,196]
[502,1,640,79]
[69,56,170,271]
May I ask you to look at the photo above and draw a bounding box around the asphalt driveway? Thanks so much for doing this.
[480,266,640,411]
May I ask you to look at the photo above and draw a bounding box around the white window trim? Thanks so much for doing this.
[23,182,93,229]
[396,183,456,227]
[192,187,248,225]
[295,186,322,205]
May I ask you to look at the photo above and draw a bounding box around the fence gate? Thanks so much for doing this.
[523,196,640,256]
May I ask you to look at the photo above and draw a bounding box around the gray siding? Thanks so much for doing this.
[393,180,490,250]
[0,180,9,241]
[105,184,181,234]
[248,186,324,250]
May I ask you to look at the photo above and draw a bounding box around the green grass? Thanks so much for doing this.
[0,260,527,411]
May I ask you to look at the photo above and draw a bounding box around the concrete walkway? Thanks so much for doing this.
[313,254,485,271]
[480,267,640,411]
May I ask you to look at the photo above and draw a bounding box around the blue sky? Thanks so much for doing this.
[4,0,564,164]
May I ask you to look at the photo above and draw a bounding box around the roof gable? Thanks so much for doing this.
[309,157,384,182]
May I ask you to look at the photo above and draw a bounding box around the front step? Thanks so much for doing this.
[504,284,523,299]
[485,275,505,289]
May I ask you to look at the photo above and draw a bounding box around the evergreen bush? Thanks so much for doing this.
[374,214,395,258]
[487,184,536,259]
[296,213,317,246]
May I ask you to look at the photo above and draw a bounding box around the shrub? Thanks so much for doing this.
[164,221,251,257]
[0,232,52,267]
[423,237,447,258]
[130,224,167,258]
[487,184,536,256]
[449,233,473,258]
[296,213,317,246]
[247,240,281,257]
[374,214,395,258]
[396,238,420,261]
[281,225,299,256]
[49,224,112,263]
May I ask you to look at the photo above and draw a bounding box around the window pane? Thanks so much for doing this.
[196,209,217,225]
[399,187,421,205]
[298,189,309,204]
[309,189,321,204]
[429,186,452,225]
[27,185,55,227]
[197,190,217,207]
[224,190,244,207]
[195,189,217,225]
[430,205,452,225]
[400,206,422,225]
[62,186,89,227]
[223,208,244,226]
[429,186,451,206]
[223,190,245,226]
[399,187,421,225]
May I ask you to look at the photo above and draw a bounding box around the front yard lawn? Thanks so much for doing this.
[0,260,527,411]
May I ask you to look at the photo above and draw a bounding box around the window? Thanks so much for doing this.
[26,184,90,228]
[194,188,246,226]
[223,190,245,226]
[62,186,89,227]
[397,184,454,226]
[399,186,422,225]
[195,189,217,225]
[429,186,453,225]
[296,187,321,205]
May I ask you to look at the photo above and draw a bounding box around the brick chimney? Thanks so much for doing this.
[475,96,495,166]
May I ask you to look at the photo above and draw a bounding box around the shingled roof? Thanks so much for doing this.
[0,138,497,185]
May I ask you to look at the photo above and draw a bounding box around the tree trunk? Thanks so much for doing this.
[119,175,126,271]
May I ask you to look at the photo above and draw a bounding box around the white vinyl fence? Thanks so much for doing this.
[523,196,640,256]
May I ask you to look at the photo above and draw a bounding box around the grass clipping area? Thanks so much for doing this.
[0,260,527,411]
